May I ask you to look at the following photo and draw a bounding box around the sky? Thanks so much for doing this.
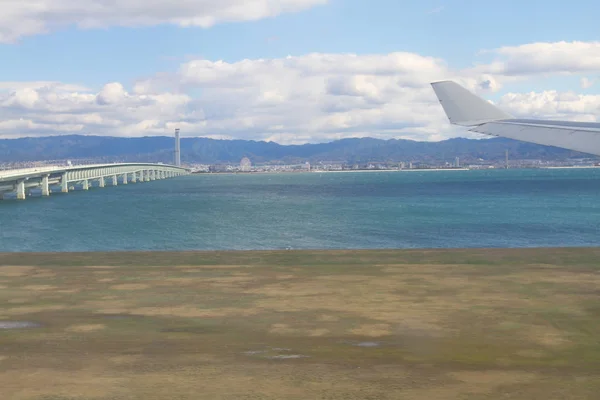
[0,0,599,144]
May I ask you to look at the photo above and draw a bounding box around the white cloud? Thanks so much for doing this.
[2,41,600,143]
[96,82,127,105]
[0,81,193,138]
[0,81,90,92]
[498,91,600,121]
[480,41,600,76]
[581,77,597,89]
[0,0,327,43]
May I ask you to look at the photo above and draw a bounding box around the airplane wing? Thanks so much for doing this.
[431,80,600,156]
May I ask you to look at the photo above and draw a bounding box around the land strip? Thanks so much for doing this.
[1,248,599,399]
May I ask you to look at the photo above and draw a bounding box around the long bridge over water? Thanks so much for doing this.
[0,163,189,200]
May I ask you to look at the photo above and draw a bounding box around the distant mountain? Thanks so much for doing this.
[0,134,595,164]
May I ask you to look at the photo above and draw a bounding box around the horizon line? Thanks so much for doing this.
[0,134,493,146]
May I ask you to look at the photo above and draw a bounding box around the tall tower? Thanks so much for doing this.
[174,128,181,167]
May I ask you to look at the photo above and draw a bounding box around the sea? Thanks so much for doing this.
[1,168,600,252]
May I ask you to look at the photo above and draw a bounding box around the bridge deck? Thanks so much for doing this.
[0,163,188,200]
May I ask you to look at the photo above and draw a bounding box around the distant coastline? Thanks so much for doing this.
[193,167,471,175]
[543,165,600,169]
[311,168,470,173]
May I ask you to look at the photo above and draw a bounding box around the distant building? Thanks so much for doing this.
[240,157,252,172]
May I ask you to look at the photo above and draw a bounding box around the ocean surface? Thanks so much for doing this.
[2,168,600,252]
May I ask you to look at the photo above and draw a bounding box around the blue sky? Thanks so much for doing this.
[0,0,599,141]
[2,0,598,89]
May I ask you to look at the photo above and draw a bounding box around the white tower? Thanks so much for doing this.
[174,128,181,167]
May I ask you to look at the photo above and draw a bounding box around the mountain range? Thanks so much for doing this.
[0,135,595,164]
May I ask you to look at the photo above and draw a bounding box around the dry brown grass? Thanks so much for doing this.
[4,304,66,315]
[110,283,150,290]
[0,249,599,399]
[0,266,36,277]
[317,314,339,322]
[350,323,392,337]
[21,285,57,291]
[1,367,123,400]
[129,306,260,318]
[173,264,248,270]
[56,288,81,293]
[66,324,106,333]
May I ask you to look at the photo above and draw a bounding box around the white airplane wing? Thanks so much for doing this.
[431,80,600,156]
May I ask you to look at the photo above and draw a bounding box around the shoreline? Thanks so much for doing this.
[193,168,471,175]
[1,246,599,265]
[310,168,470,173]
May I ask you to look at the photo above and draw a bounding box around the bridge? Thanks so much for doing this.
[0,163,189,200]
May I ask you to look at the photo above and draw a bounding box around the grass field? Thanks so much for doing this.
[1,248,599,399]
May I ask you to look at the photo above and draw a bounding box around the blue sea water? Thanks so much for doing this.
[1,168,600,252]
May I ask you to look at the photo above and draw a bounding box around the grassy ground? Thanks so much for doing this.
[1,248,599,399]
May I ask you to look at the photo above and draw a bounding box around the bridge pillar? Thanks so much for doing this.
[150,170,156,181]
[82,179,89,191]
[112,175,118,186]
[131,172,137,183]
[61,173,69,193]
[41,175,50,196]
[16,179,26,200]
[122,174,128,185]
[99,177,105,188]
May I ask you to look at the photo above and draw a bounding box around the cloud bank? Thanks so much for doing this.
[1,41,599,143]
[0,0,327,43]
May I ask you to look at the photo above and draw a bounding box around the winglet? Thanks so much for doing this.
[431,81,512,126]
